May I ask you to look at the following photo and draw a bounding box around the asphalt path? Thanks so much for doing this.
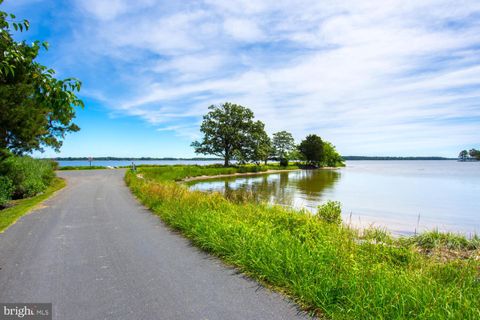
[0,169,309,320]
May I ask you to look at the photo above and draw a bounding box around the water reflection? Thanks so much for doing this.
[189,161,480,235]
[189,169,341,208]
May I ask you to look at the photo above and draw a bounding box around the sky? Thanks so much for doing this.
[4,0,480,158]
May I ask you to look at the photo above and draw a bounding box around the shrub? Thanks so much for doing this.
[317,200,342,224]
[0,156,55,199]
[407,230,475,250]
[0,176,13,207]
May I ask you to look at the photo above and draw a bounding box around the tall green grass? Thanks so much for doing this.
[139,163,300,182]
[126,166,480,319]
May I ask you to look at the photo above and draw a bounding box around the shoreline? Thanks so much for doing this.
[181,167,340,182]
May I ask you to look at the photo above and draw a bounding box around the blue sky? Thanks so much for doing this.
[4,0,480,158]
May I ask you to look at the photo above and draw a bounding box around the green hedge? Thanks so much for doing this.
[0,156,56,200]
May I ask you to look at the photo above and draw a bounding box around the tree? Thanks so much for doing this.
[272,131,295,163]
[298,134,324,166]
[468,148,480,160]
[459,150,468,161]
[191,102,258,166]
[0,5,83,158]
[244,121,272,165]
[322,141,343,167]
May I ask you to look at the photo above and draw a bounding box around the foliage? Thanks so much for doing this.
[272,131,296,162]
[458,148,480,161]
[279,157,289,167]
[298,134,324,166]
[404,230,480,250]
[243,121,272,165]
[0,5,83,157]
[468,148,480,160]
[0,156,55,199]
[0,175,12,207]
[127,167,480,319]
[0,177,65,232]
[317,200,342,224]
[192,103,263,166]
[322,141,344,167]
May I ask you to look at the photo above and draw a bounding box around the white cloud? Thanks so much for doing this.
[62,0,480,156]
[223,18,264,42]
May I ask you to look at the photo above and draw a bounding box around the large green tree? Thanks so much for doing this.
[244,121,272,165]
[298,134,324,166]
[0,4,83,158]
[272,131,295,162]
[192,102,260,166]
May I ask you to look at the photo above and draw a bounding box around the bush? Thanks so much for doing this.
[317,200,342,224]
[0,156,55,199]
[0,176,13,207]
[279,158,289,167]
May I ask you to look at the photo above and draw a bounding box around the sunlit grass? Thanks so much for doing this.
[139,163,300,182]
[126,166,480,319]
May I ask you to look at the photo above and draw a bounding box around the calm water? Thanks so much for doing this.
[189,161,480,235]
[58,160,223,167]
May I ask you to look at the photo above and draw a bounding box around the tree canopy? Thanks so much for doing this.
[298,134,324,166]
[468,149,479,160]
[458,148,479,161]
[322,141,343,167]
[191,102,265,166]
[192,102,344,167]
[243,121,272,165]
[272,131,295,161]
[0,4,83,158]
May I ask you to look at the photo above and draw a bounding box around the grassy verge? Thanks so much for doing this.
[138,163,300,182]
[0,177,65,232]
[126,166,480,319]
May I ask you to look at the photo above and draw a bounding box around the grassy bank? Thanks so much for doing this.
[0,177,65,232]
[126,166,479,319]
[138,163,300,182]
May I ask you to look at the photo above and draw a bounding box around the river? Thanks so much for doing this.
[189,160,480,235]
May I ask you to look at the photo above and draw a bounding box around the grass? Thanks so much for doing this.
[126,166,480,319]
[139,163,300,182]
[0,177,65,232]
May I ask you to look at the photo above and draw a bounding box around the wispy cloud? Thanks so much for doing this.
[33,0,480,156]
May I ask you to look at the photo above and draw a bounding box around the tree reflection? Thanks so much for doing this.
[216,169,340,207]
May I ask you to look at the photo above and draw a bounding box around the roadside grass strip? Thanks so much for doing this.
[126,166,480,319]
[0,178,65,232]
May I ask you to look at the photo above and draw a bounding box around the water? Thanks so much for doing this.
[189,161,480,235]
[58,159,223,167]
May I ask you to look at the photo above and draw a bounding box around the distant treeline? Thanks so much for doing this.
[342,156,453,160]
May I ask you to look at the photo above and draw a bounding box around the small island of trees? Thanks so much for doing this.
[458,149,480,161]
[191,102,343,167]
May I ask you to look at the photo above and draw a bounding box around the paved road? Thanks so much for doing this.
[0,170,309,320]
